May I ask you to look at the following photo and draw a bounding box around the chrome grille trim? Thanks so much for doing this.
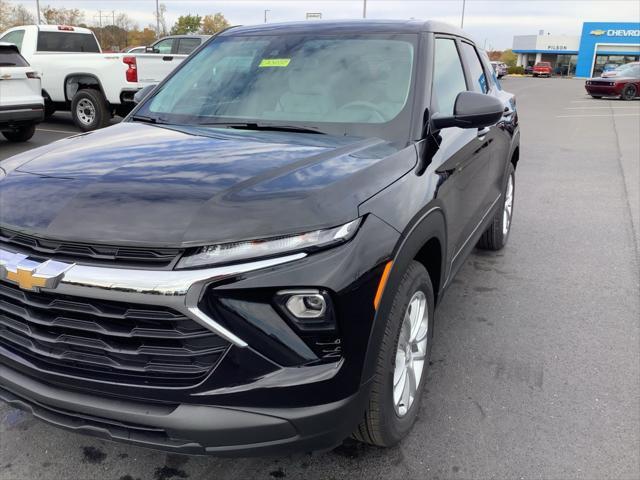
[0,245,306,348]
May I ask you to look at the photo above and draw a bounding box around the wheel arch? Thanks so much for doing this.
[361,207,447,384]
[64,73,106,102]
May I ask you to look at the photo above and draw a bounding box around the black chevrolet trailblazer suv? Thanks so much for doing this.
[0,20,519,455]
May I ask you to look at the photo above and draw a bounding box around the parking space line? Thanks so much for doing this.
[556,113,640,118]
[565,106,640,110]
[36,127,78,134]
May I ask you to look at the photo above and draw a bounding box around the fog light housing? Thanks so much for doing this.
[285,293,326,318]
[275,289,335,331]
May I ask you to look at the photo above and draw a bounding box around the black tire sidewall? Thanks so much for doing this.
[2,124,35,142]
[71,90,109,131]
[377,263,435,445]
[622,84,636,101]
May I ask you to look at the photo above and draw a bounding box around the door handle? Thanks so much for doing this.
[477,127,490,138]
[162,56,173,61]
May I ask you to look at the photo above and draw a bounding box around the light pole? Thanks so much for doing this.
[264,9,270,23]
[155,0,160,36]
[35,0,41,24]
[460,0,466,28]
[363,0,367,19]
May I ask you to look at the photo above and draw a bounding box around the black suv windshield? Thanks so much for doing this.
[135,33,417,139]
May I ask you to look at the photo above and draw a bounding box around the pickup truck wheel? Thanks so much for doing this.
[621,84,637,101]
[353,261,434,447]
[2,124,36,142]
[71,89,111,131]
[477,163,515,250]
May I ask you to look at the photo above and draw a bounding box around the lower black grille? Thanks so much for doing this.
[0,280,230,387]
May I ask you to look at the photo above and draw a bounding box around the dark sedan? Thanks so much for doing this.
[585,64,640,100]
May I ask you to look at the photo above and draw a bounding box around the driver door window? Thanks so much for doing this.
[154,38,174,54]
[432,38,467,115]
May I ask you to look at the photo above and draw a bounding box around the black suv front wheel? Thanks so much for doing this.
[353,261,434,446]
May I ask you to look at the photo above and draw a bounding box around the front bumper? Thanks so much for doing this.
[0,215,400,454]
[584,84,622,96]
[0,364,368,455]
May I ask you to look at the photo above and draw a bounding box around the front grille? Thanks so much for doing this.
[0,227,182,267]
[0,280,230,387]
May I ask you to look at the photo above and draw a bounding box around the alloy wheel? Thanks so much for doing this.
[393,290,429,417]
[502,173,514,236]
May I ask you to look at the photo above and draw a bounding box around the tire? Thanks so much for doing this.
[353,261,434,447]
[621,84,637,101]
[533,73,538,77]
[2,124,36,142]
[44,100,56,119]
[477,162,515,251]
[71,89,111,131]
[590,95,603,99]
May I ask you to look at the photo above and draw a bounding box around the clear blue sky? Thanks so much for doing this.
[9,0,640,49]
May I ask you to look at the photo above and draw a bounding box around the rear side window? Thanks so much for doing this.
[0,47,29,66]
[460,42,488,93]
[176,38,201,55]
[0,30,25,51]
[37,32,100,52]
[432,38,467,116]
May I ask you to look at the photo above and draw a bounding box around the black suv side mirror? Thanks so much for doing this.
[431,91,503,130]
[133,84,156,104]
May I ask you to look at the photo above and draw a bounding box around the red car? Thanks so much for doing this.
[532,62,552,77]
[585,64,640,100]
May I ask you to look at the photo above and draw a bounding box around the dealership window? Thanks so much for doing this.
[593,54,640,76]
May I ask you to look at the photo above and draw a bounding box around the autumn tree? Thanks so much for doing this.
[500,49,518,67]
[200,13,230,35]
[170,14,201,35]
[41,5,84,25]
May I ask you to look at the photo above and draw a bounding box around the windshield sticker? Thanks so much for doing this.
[259,58,291,67]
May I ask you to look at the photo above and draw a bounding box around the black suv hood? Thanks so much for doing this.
[0,123,414,246]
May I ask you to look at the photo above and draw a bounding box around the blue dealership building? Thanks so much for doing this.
[513,22,640,77]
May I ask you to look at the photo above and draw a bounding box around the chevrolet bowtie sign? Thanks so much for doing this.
[590,29,640,37]
[0,249,73,292]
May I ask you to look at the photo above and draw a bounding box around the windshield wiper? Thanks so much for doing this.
[199,122,325,135]
[131,114,168,125]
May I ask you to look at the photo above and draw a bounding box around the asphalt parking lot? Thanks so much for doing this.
[1,77,639,480]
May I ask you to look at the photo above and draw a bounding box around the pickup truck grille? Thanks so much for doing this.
[0,280,230,387]
[0,227,182,268]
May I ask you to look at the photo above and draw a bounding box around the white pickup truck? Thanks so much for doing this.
[0,25,189,130]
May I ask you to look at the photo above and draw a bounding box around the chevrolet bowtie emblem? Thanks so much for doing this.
[590,29,606,36]
[0,249,73,292]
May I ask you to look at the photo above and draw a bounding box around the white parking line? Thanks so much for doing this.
[556,113,640,118]
[565,106,640,109]
[36,127,78,134]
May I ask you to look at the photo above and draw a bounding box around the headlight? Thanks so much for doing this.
[176,218,361,269]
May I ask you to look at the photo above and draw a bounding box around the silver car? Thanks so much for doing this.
[490,61,508,78]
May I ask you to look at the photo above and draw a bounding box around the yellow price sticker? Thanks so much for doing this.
[259,58,291,68]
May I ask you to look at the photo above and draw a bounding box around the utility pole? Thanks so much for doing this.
[264,9,270,23]
[35,0,41,24]
[460,0,466,28]
[363,0,367,19]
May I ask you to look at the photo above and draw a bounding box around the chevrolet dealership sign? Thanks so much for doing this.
[590,29,640,37]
